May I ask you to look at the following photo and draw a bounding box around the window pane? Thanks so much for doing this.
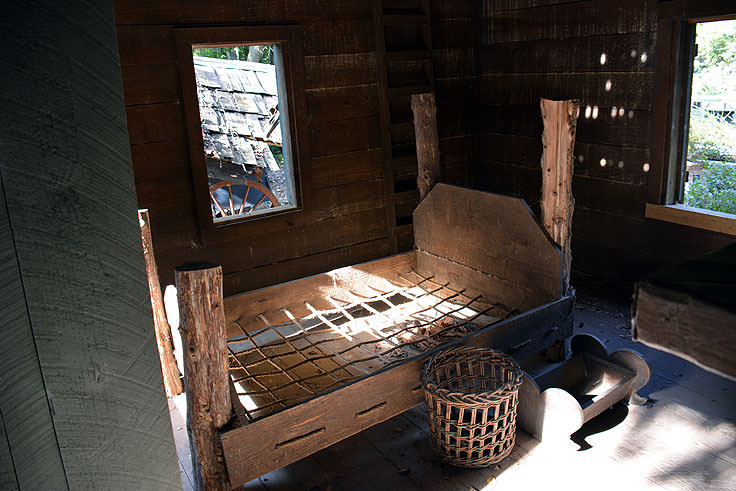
[191,45,297,222]
[685,20,736,215]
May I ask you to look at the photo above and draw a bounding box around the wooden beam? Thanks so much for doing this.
[540,98,580,293]
[139,209,183,397]
[645,203,736,237]
[176,262,231,490]
[633,282,736,382]
[411,92,441,201]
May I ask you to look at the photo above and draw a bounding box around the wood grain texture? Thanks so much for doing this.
[185,292,736,491]
[413,184,563,310]
[480,105,652,150]
[411,93,442,201]
[0,168,66,489]
[645,203,736,237]
[2,1,180,488]
[156,208,389,289]
[116,4,395,298]
[221,295,573,486]
[304,53,378,89]
[114,1,372,25]
[479,31,655,74]
[633,283,736,381]
[475,0,731,281]
[540,98,580,293]
[481,0,655,44]
[224,251,416,335]
[176,264,231,490]
[479,73,653,110]
[222,237,394,296]
[139,209,183,397]
[0,412,18,490]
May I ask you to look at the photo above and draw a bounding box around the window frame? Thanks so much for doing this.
[648,1,736,236]
[175,25,307,237]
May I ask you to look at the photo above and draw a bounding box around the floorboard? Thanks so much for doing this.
[168,289,736,490]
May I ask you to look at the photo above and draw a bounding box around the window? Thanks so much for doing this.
[176,27,303,231]
[683,20,736,214]
[648,4,736,236]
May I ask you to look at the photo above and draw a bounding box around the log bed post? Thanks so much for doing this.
[176,262,232,490]
[540,98,580,294]
[412,92,442,202]
[138,209,183,397]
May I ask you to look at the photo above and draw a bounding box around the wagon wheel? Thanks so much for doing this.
[209,180,281,217]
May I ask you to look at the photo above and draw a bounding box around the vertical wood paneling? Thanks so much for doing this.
[2,1,180,487]
[116,4,395,295]
[477,0,735,282]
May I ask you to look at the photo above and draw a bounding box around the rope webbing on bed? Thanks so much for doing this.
[226,270,512,421]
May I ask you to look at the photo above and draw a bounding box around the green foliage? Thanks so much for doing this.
[684,161,736,214]
[684,20,736,214]
[193,46,248,61]
[258,46,274,65]
[692,20,736,97]
[687,108,736,162]
[192,45,275,65]
[695,31,736,70]
[268,145,284,167]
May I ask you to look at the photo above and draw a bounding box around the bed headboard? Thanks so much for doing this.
[413,183,564,311]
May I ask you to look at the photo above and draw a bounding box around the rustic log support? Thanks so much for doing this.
[540,98,580,293]
[138,209,183,397]
[176,262,232,490]
[411,92,442,202]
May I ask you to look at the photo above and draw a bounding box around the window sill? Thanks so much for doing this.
[645,203,736,236]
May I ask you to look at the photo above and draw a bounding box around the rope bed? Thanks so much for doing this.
[180,185,575,487]
[226,269,514,422]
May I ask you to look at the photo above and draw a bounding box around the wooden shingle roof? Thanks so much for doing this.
[193,56,281,171]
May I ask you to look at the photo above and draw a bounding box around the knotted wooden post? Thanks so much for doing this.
[176,262,231,490]
[139,209,183,397]
[412,92,442,202]
[540,98,580,294]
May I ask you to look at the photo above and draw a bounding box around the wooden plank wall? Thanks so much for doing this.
[117,2,389,295]
[477,0,734,282]
[431,0,477,191]
[114,0,731,291]
[116,0,479,294]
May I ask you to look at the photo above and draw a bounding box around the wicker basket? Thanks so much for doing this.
[422,346,523,468]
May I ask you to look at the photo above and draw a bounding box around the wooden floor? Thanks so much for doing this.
[169,289,736,490]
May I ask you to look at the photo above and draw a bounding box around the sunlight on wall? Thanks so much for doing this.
[164,284,184,375]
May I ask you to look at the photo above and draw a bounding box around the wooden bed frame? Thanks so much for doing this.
[176,183,575,488]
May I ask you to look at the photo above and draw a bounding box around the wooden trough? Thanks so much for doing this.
[177,183,576,488]
[518,333,650,441]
